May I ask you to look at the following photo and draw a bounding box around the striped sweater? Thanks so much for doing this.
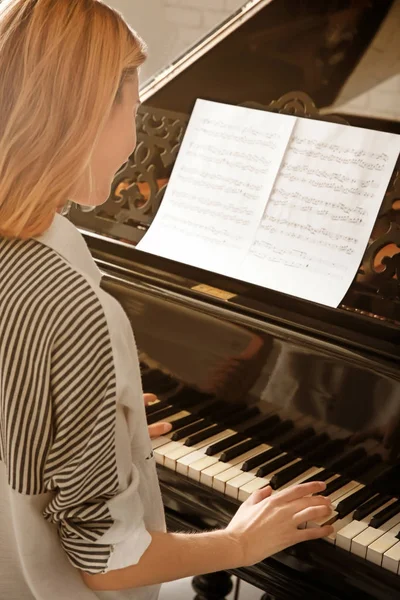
[0,214,165,600]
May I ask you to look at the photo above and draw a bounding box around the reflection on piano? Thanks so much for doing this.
[68,1,400,598]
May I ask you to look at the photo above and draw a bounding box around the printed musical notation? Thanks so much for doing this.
[138,99,296,276]
[138,99,400,307]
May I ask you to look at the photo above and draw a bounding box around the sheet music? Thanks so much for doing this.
[137,99,296,276]
[239,117,400,305]
[137,100,400,307]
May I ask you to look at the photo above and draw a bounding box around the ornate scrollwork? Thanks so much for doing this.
[69,106,189,244]
[68,91,400,320]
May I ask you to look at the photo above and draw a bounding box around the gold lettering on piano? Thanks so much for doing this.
[192,284,236,301]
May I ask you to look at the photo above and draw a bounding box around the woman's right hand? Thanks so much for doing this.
[225,481,333,567]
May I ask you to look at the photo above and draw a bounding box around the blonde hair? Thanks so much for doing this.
[0,0,146,239]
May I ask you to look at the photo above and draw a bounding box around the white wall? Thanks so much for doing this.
[105,0,245,85]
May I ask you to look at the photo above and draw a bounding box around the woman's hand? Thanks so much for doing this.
[225,481,333,567]
[144,393,172,439]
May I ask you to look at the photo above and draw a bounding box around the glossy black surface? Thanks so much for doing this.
[86,242,400,599]
[146,0,396,133]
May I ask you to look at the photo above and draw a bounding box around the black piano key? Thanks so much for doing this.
[302,468,334,484]
[369,500,400,529]
[326,447,367,473]
[260,420,294,443]
[269,459,312,490]
[169,413,200,431]
[303,438,346,466]
[146,405,179,425]
[206,432,245,456]
[241,414,280,437]
[353,494,392,521]
[336,486,377,519]
[220,438,260,463]
[321,475,350,497]
[171,419,212,441]
[171,388,214,409]
[293,433,330,456]
[211,404,246,423]
[345,453,382,480]
[185,424,225,447]
[241,447,282,472]
[195,400,225,417]
[279,427,316,452]
[256,453,296,477]
[223,406,260,428]
[142,370,177,393]
[145,400,171,416]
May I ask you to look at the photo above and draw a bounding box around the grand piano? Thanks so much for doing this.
[69,1,400,598]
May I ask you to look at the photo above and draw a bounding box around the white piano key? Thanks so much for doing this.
[175,430,237,476]
[197,444,271,487]
[351,512,400,559]
[382,541,400,574]
[163,410,191,423]
[366,523,400,566]
[238,477,270,502]
[328,481,362,504]
[227,457,300,500]
[151,435,174,450]
[336,498,397,552]
[164,429,235,471]
[189,456,220,482]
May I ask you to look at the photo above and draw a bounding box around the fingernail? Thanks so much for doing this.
[163,423,172,433]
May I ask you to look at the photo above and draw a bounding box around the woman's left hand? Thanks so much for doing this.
[144,393,172,439]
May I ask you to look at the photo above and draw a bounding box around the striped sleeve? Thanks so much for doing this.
[0,238,151,573]
[42,286,120,573]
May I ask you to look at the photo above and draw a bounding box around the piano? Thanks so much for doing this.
[69,1,400,598]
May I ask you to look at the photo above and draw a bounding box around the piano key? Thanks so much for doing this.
[326,447,367,473]
[163,429,236,470]
[241,414,280,438]
[185,424,225,446]
[228,456,302,500]
[270,459,313,489]
[223,406,260,428]
[271,466,325,493]
[342,453,382,480]
[260,419,294,443]
[220,438,260,462]
[145,400,170,416]
[147,405,180,425]
[173,430,238,475]
[278,426,316,451]
[238,477,270,502]
[301,468,334,483]
[321,475,350,497]
[351,511,400,559]
[162,410,191,424]
[168,412,200,430]
[370,501,400,529]
[367,522,400,566]
[205,432,246,456]
[353,494,393,521]
[336,485,376,518]
[291,432,329,456]
[256,454,301,478]
[382,541,400,574]
[151,435,173,450]
[336,498,398,551]
[306,484,362,529]
[171,419,212,441]
[241,447,281,472]
[197,445,270,486]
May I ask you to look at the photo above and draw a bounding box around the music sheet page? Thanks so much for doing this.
[239,117,400,306]
[137,100,400,307]
[137,99,296,276]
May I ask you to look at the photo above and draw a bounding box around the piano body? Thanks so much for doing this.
[69,2,400,598]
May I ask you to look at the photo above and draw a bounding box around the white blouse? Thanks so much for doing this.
[0,214,166,600]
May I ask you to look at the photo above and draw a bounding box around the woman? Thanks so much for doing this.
[0,1,333,599]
